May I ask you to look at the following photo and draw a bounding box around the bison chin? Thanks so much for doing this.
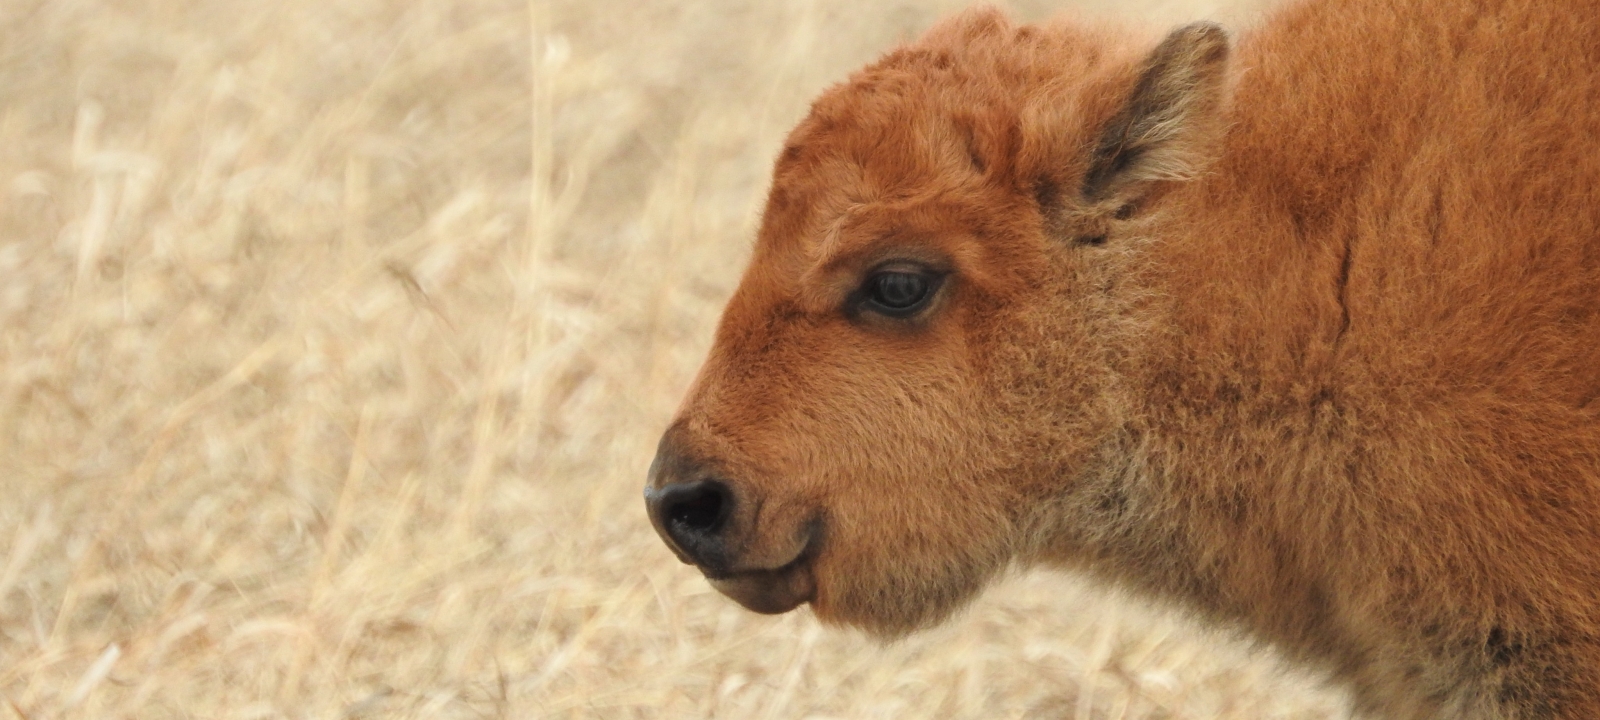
[805,511,1020,638]
[707,564,815,614]
[705,548,819,614]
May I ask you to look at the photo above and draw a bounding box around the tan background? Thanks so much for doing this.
[0,0,1349,716]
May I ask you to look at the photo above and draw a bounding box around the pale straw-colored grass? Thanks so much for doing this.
[0,0,1351,717]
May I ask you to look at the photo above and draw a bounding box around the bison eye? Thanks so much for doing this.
[862,269,937,317]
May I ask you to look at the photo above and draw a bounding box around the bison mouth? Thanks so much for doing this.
[703,524,820,614]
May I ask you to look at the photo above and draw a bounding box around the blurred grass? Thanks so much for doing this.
[0,0,1349,717]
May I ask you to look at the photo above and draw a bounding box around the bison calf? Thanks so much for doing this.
[644,0,1600,716]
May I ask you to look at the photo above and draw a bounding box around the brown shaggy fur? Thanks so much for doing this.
[647,0,1600,716]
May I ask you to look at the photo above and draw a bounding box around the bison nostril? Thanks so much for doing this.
[664,480,731,535]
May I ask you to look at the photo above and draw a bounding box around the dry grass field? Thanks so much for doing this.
[0,0,1355,717]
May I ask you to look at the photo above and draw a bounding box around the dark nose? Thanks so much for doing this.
[647,479,733,565]
[646,437,736,572]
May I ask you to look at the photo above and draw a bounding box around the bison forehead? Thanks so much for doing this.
[766,88,998,232]
[752,13,1142,269]
[772,55,1029,197]
[750,95,1028,302]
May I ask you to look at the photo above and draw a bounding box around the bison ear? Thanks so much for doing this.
[1082,22,1230,206]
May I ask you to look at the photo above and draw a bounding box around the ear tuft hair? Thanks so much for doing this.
[1082,22,1231,204]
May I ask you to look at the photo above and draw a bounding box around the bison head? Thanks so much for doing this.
[646,10,1231,636]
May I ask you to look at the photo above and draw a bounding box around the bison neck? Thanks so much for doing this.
[1035,0,1600,712]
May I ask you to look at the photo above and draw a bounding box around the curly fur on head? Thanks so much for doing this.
[648,0,1600,716]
